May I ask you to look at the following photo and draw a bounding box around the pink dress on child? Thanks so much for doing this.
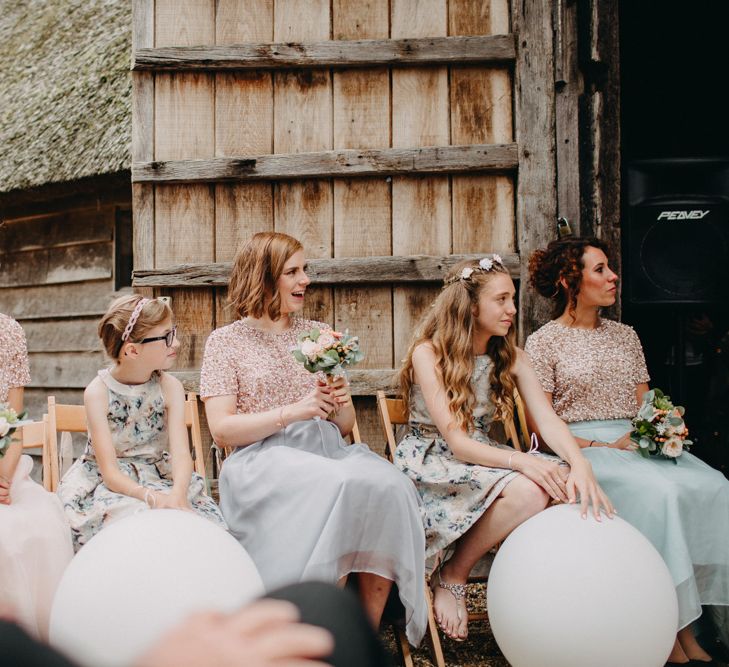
[0,313,73,639]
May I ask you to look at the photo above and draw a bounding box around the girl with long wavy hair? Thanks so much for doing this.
[396,255,612,642]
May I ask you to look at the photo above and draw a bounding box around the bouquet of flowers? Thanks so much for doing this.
[0,404,28,458]
[630,388,692,463]
[292,327,364,379]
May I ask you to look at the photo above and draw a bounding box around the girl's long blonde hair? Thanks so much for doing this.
[399,259,518,431]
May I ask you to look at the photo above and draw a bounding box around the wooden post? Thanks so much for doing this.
[513,0,559,340]
[554,0,581,232]
[578,0,622,316]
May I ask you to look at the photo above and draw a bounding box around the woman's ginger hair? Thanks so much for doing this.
[399,259,518,432]
[528,236,610,319]
[228,232,303,321]
[98,295,173,361]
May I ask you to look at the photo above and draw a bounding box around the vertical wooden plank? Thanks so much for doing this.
[450,0,514,255]
[273,2,333,326]
[131,0,154,298]
[332,0,392,449]
[333,0,391,366]
[554,0,581,232]
[391,0,450,364]
[154,0,216,367]
[214,1,274,326]
[513,0,558,341]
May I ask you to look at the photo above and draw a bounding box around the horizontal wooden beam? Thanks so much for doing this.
[133,253,520,288]
[132,143,517,184]
[132,34,515,71]
[173,369,397,397]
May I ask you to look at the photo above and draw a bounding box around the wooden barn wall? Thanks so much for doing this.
[0,198,132,420]
[132,0,517,454]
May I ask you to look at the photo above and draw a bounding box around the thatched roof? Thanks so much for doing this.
[0,0,131,195]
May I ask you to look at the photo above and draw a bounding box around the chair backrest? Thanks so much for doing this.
[376,389,524,462]
[184,393,207,480]
[21,416,52,491]
[514,388,530,451]
[47,396,87,492]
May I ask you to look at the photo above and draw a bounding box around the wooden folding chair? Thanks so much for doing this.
[48,395,208,492]
[21,416,53,491]
[376,390,525,667]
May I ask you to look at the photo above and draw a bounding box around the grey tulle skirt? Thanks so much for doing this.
[219,418,428,645]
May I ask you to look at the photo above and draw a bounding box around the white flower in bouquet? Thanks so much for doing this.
[661,436,684,458]
[300,339,323,360]
[317,332,336,348]
[0,417,9,438]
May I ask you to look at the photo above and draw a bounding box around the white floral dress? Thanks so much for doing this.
[395,355,559,557]
[58,370,226,551]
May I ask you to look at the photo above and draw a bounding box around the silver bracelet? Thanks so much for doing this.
[508,451,518,470]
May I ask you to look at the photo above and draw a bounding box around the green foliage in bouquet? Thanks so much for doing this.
[292,328,365,377]
[630,388,692,464]
[0,404,28,458]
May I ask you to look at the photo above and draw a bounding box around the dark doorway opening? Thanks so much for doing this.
[620,1,729,474]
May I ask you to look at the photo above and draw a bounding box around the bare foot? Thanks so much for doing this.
[431,569,468,641]
[667,637,689,664]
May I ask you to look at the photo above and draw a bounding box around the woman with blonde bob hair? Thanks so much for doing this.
[395,255,613,641]
[200,231,428,646]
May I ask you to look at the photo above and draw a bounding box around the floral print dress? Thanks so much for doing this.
[58,369,226,551]
[395,355,559,558]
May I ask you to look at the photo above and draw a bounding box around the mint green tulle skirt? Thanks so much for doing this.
[569,419,729,630]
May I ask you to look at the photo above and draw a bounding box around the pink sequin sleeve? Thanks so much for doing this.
[0,315,31,402]
[524,331,556,394]
[199,329,238,399]
[625,326,651,385]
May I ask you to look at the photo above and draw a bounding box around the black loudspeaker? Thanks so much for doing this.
[626,158,729,304]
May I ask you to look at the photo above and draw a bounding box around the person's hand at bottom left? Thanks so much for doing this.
[134,599,334,667]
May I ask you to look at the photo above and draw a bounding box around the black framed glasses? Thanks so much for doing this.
[138,325,177,347]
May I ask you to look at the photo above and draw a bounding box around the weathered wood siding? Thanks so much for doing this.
[131,0,523,452]
[0,199,132,418]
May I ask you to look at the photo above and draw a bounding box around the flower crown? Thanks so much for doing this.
[444,254,504,286]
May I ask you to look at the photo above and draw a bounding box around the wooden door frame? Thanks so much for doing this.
[514,0,621,339]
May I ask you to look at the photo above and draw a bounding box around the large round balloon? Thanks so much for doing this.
[487,504,677,667]
[50,510,263,667]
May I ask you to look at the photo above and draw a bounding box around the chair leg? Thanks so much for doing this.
[394,624,415,667]
[425,579,446,667]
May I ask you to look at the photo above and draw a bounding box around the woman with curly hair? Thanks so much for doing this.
[525,236,729,666]
[395,255,612,642]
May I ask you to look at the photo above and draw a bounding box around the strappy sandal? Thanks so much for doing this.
[430,570,468,642]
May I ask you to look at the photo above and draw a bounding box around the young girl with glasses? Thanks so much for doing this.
[58,295,225,551]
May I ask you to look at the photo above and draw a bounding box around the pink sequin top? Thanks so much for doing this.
[200,318,324,413]
[0,313,31,403]
[524,318,650,423]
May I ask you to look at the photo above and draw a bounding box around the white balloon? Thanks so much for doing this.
[50,510,263,667]
[487,504,678,667]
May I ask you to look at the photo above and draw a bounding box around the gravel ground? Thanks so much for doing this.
[379,584,729,667]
